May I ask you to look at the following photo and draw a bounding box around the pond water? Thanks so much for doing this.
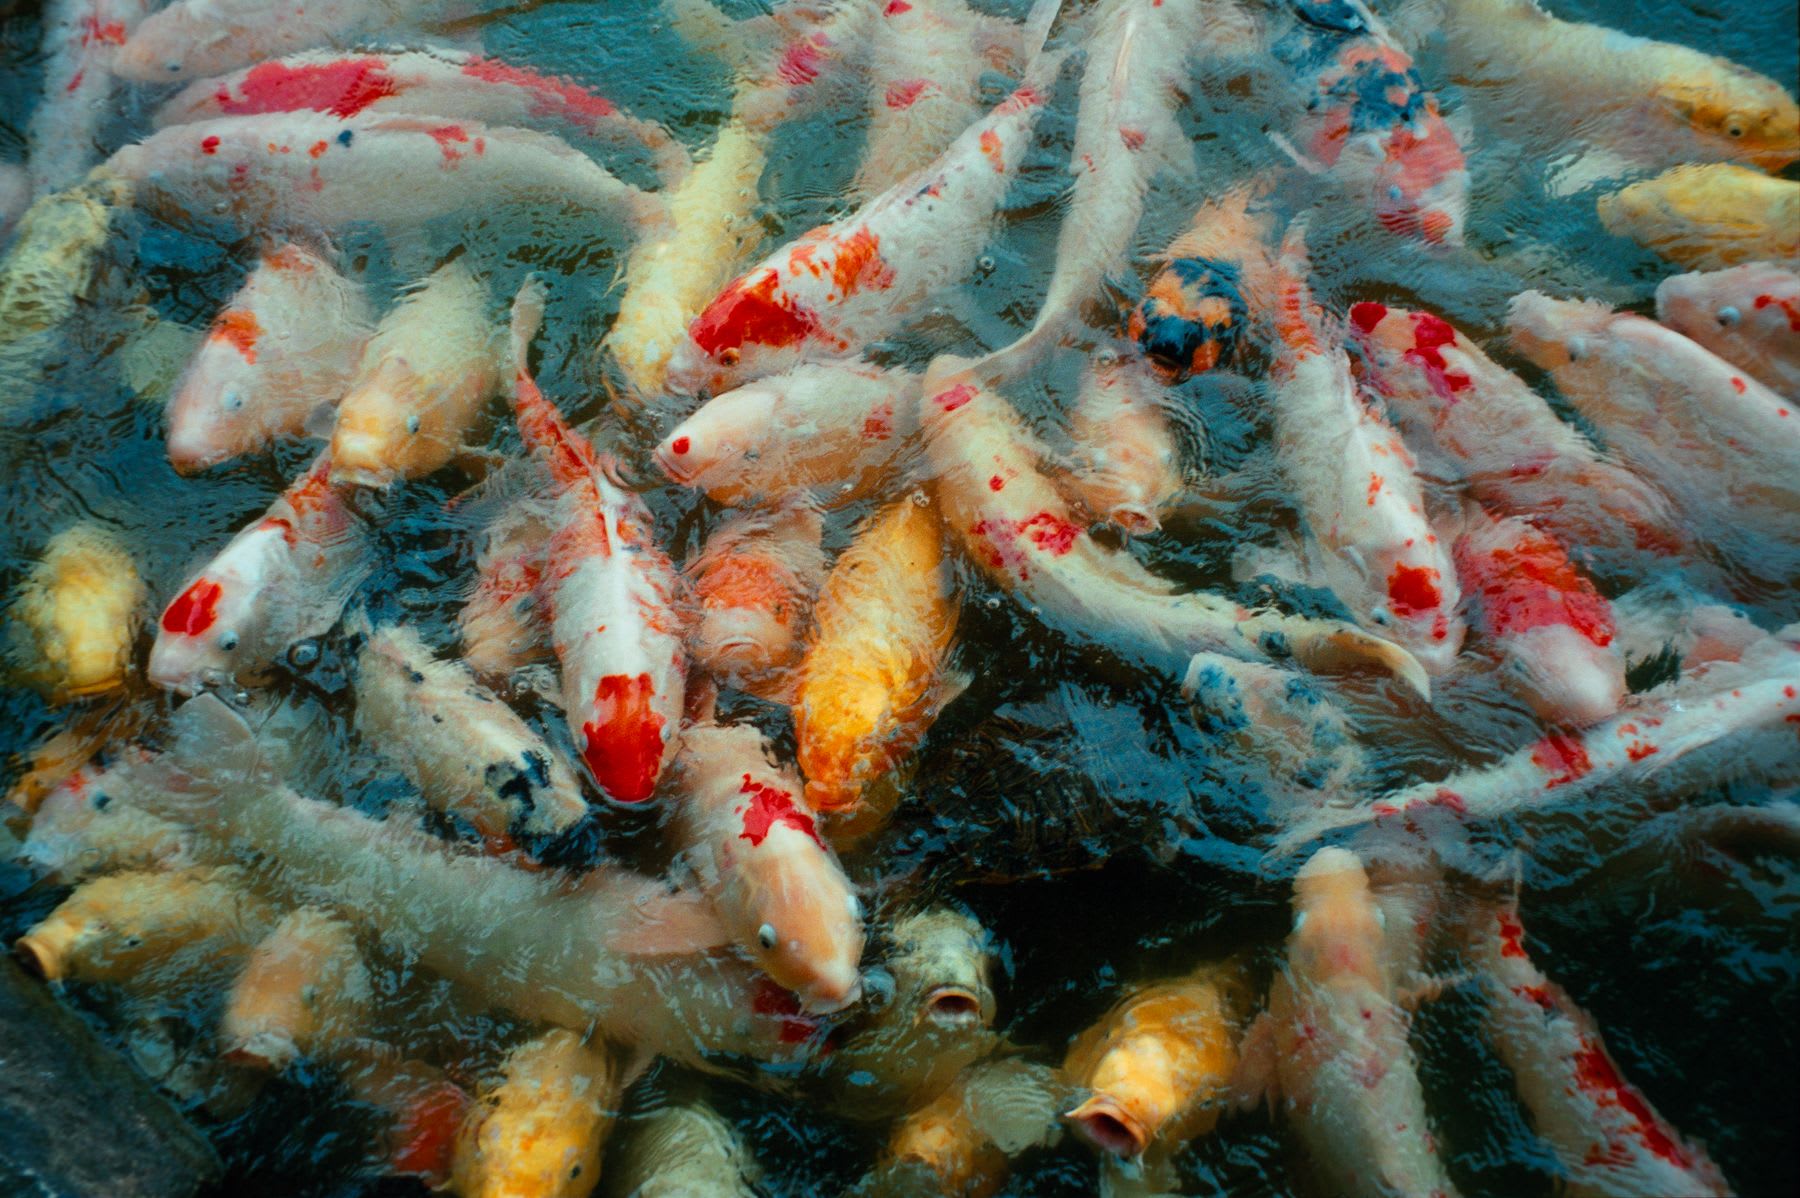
[1,1,1797,1195]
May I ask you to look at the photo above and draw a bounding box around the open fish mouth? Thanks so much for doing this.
[919,984,985,1027]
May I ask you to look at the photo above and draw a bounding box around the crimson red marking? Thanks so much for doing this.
[670,436,690,455]
[932,383,976,412]
[1453,524,1614,645]
[751,975,823,1044]
[1429,787,1466,815]
[1405,312,1472,400]
[425,124,471,164]
[1495,909,1528,958]
[1626,742,1658,761]
[220,59,399,119]
[1571,1043,1694,1168]
[861,402,893,440]
[1386,562,1442,616]
[1512,983,1556,1011]
[885,78,930,109]
[738,773,825,849]
[79,16,127,45]
[1020,511,1081,555]
[689,271,823,358]
[1367,472,1383,506]
[200,135,220,155]
[388,1081,469,1184]
[1531,732,1593,788]
[161,578,224,636]
[989,475,1005,492]
[1349,302,1388,335]
[884,0,912,12]
[460,56,617,127]
[775,36,825,87]
[1753,292,1800,331]
[1118,126,1147,151]
[580,673,664,803]
[1730,376,1746,393]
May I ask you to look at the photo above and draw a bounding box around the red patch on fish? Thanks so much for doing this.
[388,1081,469,1185]
[861,403,893,440]
[1572,1042,1695,1168]
[580,673,665,803]
[932,383,977,412]
[220,58,399,119]
[1386,562,1443,616]
[1754,292,1800,331]
[459,56,617,126]
[1404,313,1472,401]
[425,124,471,164]
[161,578,223,637]
[210,308,261,363]
[1495,909,1528,958]
[1512,983,1556,1011]
[1118,126,1147,151]
[827,228,894,298]
[776,36,825,86]
[200,135,220,155]
[738,774,825,849]
[1429,787,1466,815]
[1453,524,1614,645]
[1349,302,1387,335]
[1531,732,1593,788]
[79,16,127,45]
[989,475,1005,492]
[690,271,823,358]
[885,78,931,109]
[1367,472,1384,505]
[670,436,690,455]
[1020,511,1082,555]
[884,0,912,13]
[979,129,1005,172]
[751,975,823,1044]
[1626,741,1658,761]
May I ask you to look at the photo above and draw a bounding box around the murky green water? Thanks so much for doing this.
[2,1,1797,1195]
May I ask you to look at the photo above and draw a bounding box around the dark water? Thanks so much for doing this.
[2,1,1798,1195]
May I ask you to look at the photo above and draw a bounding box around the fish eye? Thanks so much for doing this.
[1373,906,1388,928]
[1292,910,1309,932]
[218,631,239,651]
[720,347,741,367]
[405,414,421,435]
[222,391,244,412]
[1718,305,1741,326]
[1567,336,1586,361]
[288,640,320,669]
[1388,184,1404,201]
[847,894,863,920]
[758,923,778,950]
[1725,119,1746,138]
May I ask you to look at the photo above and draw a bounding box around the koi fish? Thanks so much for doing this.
[1655,261,1800,398]
[1063,963,1244,1161]
[1469,900,1732,1196]
[1236,846,1460,1198]
[458,495,554,683]
[655,361,922,507]
[1129,182,1276,382]
[7,522,144,701]
[1453,510,1624,727]
[330,259,503,487]
[1507,290,1800,557]
[876,1057,1066,1198]
[220,907,371,1071]
[1596,164,1799,271]
[672,721,864,1013]
[922,356,1429,695]
[609,1099,761,1198]
[166,242,372,473]
[986,0,1241,371]
[106,113,665,237]
[155,48,689,186]
[1062,343,1185,534]
[0,171,129,368]
[148,452,365,695]
[352,620,588,848]
[3,701,153,817]
[1348,301,1685,563]
[1275,3,1468,245]
[509,281,686,804]
[1417,0,1799,174]
[113,0,486,82]
[25,0,154,196]
[1261,244,1465,676]
[1274,624,1800,852]
[20,748,196,883]
[15,865,278,984]
[664,51,1065,396]
[794,495,960,819]
[1610,581,1768,677]
[450,1030,625,1198]
[687,504,827,696]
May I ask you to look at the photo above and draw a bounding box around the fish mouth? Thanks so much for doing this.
[653,442,694,484]
[920,984,985,1028]
[1107,503,1160,536]
[14,932,66,982]
[799,975,863,1015]
[220,1032,299,1072]
[1065,1094,1149,1158]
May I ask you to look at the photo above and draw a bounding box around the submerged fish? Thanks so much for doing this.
[1062,344,1186,535]
[1596,164,1799,270]
[26,0,154,196]
[687,504,828,696]
[458,495,555,683]
[7,522,144,701]
[450,1030,625,1198]
[21,747,195,882]
[1130,182,1276,382]
[874,1056,1066,1198]
[220,906,371,1071]
[1655,260,1800,398]
[609,1099,761,1198]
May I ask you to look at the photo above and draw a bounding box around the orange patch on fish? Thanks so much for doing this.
[979,129,1005,172]
[828,228,895,299]
[210,308,262,363]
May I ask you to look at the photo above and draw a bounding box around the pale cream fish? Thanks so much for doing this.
[220,906,372,1071]
[607,1098,761,1198]
[457,493,556,683]
[873,1056,1067,1198]
[20,747,197,883]
[1655,260,1800,398]
[1061,343,1186,534]
[6,522,144,701]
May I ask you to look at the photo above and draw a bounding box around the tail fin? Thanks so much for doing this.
[508,275,547,382]
[1019,0,1064,65]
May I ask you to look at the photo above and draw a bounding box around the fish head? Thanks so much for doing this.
[1287,846,1387,984]
[147,523,292,695]
[653,384,777,486]
[165,320,271,473]
[665,269,818,398]
[1369,110,1467,248]
[695,602,800,684]
[1505,290,1614,373]
[1358,550,1464,677]
[329,359,428,487]
[883,908,996,1029]
[733,847,865,1014]
[1129,257,1246,381]
[1654,70,1800,171]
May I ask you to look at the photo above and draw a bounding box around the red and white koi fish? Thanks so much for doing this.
[1274,624,1800,853]
[1452,509,1624,728]
[687,505,827,696]
[986,0,1248,371]
[655,361,921,508]
[1470,900,1731,1197]
[1264,239,1464,676]
[672,722,863,1013]
[1656,261,1800,399]
[113,0,485,83]
[1062,342,1185,534]
[673,0,884,135]
[1508,290,1800,557]
[509,281,686,804]
[1236,846,1460,1198]
[148,451,365,695]
[154,48,689,186]
[850,0,1052,198]
[166,242,371,474]
[26,0,154,195]
[106,113,665,237]
[1274,2,1467,245]
[921,355,1429,695]
[663,50,1065,397]
[1349,301,1684,562]
[330,259,503,487]
[1610,580,1768,677]
[458,496,554,683]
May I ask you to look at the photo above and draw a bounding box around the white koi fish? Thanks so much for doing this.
[166,242,371,474]
[154,48,689,186]
[1264,238,1464,676]
[1508,290,1800,559]
[26,0,155,195]
[655,360,921,507]
[106,113,665,237]
[1470,900,1732,1196]
[509,281,687,804]
[1237,846,1460,1198]
[1349,301,1686,563]
[1655,261,1800,399]
[920,355,1429,695]
[21,748,196,883]
[664,50,1066,396]
[1062,343,1185,534]
[147,451,366,695]
[1452,509,1625,728]
[672,721,863,1013]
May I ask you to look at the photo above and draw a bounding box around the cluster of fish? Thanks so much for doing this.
[1,0,1797,1194]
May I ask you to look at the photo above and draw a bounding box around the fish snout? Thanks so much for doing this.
[1065,1093,1150,1158]
[799,968,863,1015]
[919,984,988,1028]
